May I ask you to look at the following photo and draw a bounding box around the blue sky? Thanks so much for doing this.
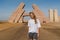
[0,0,60,20]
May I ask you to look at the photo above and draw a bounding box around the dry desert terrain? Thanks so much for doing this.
[0,22,60,40]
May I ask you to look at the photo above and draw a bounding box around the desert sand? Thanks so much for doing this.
[0,22,60,40]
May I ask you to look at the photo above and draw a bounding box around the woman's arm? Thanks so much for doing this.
[37,19,41,37]
[38,28,40,37]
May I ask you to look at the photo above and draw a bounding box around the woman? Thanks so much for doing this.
[28,12,41,40]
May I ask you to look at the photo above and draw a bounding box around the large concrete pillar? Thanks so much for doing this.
[53,9,59,22]
[18,12,29,23]
[18,16,23,23]
[32,4,49,23]
[14,9,25,23]
[8,2,25,23]
[49,9,53,22]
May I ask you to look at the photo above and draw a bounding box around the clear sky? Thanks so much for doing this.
[0,0,60,20]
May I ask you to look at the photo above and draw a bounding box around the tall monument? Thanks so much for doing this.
[49,9,59,22]
[49,9,54,22]
[8,2,25,23]
[53,9,59,22]
[32,4,49,23]
[9,3,60,23]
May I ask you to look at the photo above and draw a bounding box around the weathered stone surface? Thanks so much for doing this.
[8,2,25,23]
[49,9,59,23]
[18,16,23,23]
[14,9,25,23]
[49,9,54,22]
[17,2,25,9]
[32,4,49,23]
[53,9,59,22]
[18,12,29,23]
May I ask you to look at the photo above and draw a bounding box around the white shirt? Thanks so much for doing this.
[28,19,41,33]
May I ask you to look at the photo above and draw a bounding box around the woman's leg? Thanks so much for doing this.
[28,33,33,40]
[33,33,38,40]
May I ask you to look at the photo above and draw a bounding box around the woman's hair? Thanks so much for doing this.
[29,12,37,24]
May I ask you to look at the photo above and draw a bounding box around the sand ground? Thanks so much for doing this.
[0,22,60,40]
